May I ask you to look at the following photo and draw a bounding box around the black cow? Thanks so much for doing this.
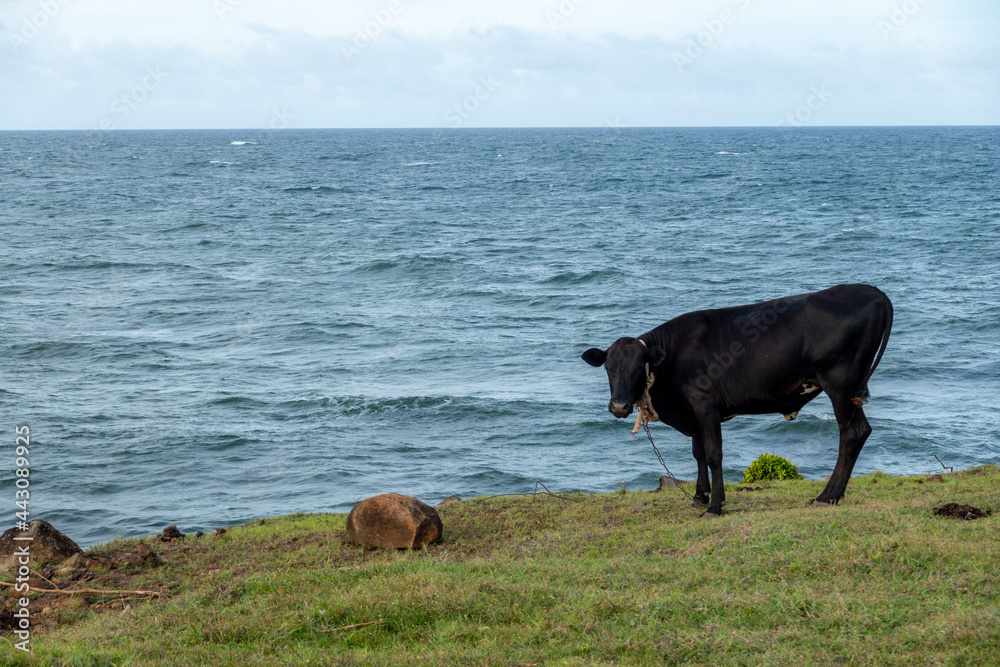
[582,284,893,517]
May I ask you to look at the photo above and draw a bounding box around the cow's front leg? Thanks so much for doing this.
[691,434,710,506]
[697,412,725,517]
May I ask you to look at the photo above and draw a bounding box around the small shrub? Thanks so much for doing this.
[742,453,804,483]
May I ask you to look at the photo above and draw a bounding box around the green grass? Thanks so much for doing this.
[4,466,1000,666]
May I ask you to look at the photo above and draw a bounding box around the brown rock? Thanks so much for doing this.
[61,553,88,569]
[85,557,107,570]
[215,527,229,537]
[651,475,686,492]
[925,474,944,483]
[117,553,145,568]
[346,493,442,549]
[130,543,162,566]
[0,520,83,570]
[52,565,81,581]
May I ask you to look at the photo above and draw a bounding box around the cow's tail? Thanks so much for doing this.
[852,291,893,406]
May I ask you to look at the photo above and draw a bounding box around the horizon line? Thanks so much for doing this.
[1,124,998,133]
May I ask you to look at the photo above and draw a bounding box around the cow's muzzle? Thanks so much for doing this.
[609,400,633,418]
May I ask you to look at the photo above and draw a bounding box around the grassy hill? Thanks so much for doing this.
[6,465,1000,666]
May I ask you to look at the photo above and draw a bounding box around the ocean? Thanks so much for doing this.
[1,126,997,547]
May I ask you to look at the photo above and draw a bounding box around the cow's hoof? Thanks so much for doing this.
[700,510,721,519]
[809,499,834,508]
[689,498,708,508]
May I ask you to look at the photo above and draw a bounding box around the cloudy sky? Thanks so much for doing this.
[1,0,997,130]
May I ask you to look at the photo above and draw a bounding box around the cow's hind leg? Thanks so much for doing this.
[691,434,710,507]
[813,391,872,505]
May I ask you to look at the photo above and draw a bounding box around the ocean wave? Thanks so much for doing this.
[7,340,99,361]
[161,221,212,232]
[271,394,555,421]
[542,268,628,284]
[316,153,371,162]
[282,185,351,194]
[207,395,270,408]
[351,254,458,273]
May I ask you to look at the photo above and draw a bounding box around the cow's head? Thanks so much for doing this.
[582,337,665,418]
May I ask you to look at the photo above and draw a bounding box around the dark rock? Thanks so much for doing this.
[651,475,686,492]
[0,606,16,631]
[925,474,944,483]
[346,493,442,549]
[0,520,84,570]
[435,495,462,508]
[933,503,990,520]
[134,543,161,565]
[215,527,229,537]
[195,531,205,538]
[160,525,185,542]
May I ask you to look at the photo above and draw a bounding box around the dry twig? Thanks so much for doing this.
[28,569,60,589]
[0,581,161,597]
[321,618,385,633]
[933,455,954,473]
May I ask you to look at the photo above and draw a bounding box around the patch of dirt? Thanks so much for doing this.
[932,503,991,520]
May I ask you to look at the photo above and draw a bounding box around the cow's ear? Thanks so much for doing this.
[581,348,607,367]
[647,346,666,366]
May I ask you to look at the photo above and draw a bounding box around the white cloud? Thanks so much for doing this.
[0,0,997,129]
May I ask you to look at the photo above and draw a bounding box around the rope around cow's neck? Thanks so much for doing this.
[631,340,660,435]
